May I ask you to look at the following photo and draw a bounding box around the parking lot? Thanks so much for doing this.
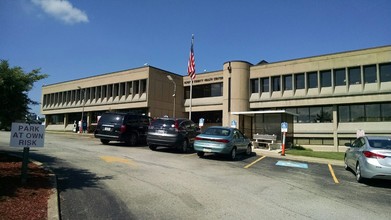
[1,131,390,219]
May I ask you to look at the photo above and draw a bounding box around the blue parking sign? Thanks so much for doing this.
[281,122,288,132]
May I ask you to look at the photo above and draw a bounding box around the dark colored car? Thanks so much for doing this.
[94,112,150,146]
[147,117,200,152]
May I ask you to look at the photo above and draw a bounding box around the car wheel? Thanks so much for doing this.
[126,133,137,146]
[179,140,188,153]
[101,139,110,145]
[246,145,252,156]
[229,147,237,161]
[356,163,366,183]
[344,155,350,171]
[197,151,205,158]
[149,145,157,151]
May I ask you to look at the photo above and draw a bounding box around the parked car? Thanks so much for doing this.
[94,112,150,146]
[344,136,391,183]
[147,117,199,153]
[194,126,252,160]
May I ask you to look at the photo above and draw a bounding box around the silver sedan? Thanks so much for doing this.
[344,136,391,183]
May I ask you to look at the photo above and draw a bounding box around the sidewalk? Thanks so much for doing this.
[252,147,345,166]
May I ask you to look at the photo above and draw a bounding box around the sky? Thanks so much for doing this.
[1,0,390,116]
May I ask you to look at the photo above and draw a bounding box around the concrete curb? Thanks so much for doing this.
[253,148,345,166]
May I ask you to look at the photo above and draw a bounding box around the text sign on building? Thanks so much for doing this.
[10,123,45,147]
[281,122,288,133]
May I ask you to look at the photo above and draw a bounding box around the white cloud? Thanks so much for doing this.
[32,0,89,24]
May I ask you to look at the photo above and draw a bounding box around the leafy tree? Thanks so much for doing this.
[0,60,48,130]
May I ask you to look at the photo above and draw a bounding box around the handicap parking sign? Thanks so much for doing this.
[231,120,237,128]
[281,122,288,132]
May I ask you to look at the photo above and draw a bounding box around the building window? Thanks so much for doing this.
[261,77,269,92]
[113,84,119,97]
[102,85,107,98]
[97,86,101,99]
[380,62,391,82]
[211,83,223,97]
[350,104,365,122]
[364,65,377,83]
[272,76,280,91]
[283,75,292,91]
[307,72,318,88]
[309,106,321,123]
[185,83,223,99]
[381,103,391,121]
[134,80,139,94]
[334,68,346,86]
[108,85,113,98]
[295,73,305,89]
[297,107,309,123]
[338,105,349,122]
[140,79,147,93]
[320,70,331,87]
[348,67,361,85]
[48,114,64,125]
[365,104,380,122]
[127,81,132,95]
[250,78,259,93]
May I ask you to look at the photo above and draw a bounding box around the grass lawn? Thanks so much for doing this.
[285,148,345,161]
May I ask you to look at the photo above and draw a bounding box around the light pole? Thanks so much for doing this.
[78,86,86,133]
[167,75,176,118]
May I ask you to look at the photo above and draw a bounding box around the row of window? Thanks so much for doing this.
[282,102,391,123]
[251,62,391,93]
[43,79,147,107]
[184,83,223,99]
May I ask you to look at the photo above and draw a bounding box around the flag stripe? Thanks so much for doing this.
[187,36,196,80]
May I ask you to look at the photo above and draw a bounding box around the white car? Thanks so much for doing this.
[344,136,391,183]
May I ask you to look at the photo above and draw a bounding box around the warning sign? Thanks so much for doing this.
[10,123,45,147]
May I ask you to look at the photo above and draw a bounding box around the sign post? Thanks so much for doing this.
[281,122,288,156]
[10,122,45,184]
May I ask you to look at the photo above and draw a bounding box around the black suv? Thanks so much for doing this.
[147,117,200,152]
[94,112,150,146]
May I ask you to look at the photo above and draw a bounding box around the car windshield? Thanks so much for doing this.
[99,114,124,124]
[204,128,230,136]
[368,138,391,149]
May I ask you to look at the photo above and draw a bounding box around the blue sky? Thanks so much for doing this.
[1,0,390,116]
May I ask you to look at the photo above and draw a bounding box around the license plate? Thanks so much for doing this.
[203,148,212,152]
[104,127,112,131]
[157,130,166,134]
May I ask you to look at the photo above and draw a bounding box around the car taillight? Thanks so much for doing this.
[120,125,126,133]
[363,151,386,159]
[174,120,179,132]
[195,137,229,143]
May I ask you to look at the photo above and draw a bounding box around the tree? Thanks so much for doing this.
[0,60,48,130]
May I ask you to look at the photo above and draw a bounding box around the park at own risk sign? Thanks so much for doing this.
[10,123,45,147]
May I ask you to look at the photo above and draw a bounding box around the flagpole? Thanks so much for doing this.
[189,79,192,120]
[188,34,195,120]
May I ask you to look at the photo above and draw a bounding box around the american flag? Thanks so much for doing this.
[187,35,196,80]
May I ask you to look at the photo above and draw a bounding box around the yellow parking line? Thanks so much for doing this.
[182,153,197,157]
[328,164,339,184]
[244,156,266,169]
[100,156,137,167]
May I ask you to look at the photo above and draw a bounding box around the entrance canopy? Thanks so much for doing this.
[231,110,297,144]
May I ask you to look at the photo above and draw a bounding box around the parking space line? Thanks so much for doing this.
[182,153,197,157]
[244,156,266,169]
[328,164,340,184]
